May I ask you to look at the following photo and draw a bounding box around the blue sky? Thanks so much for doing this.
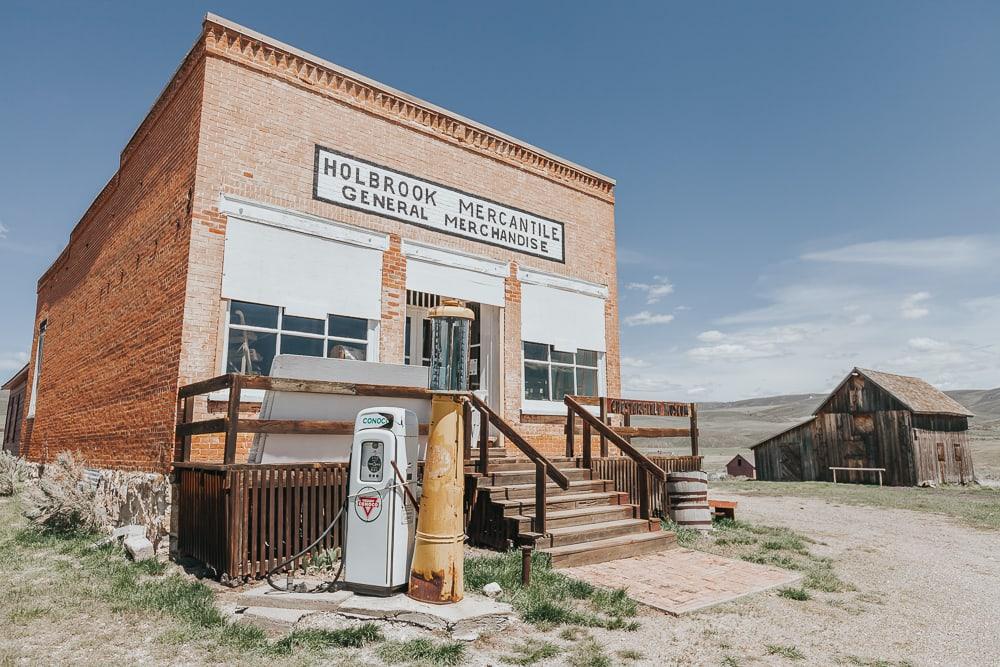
[2,1,999,400]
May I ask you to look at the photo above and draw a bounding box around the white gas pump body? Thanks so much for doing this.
[343,406,420,596]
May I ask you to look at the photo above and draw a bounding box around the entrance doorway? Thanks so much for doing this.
[404,291,501,412]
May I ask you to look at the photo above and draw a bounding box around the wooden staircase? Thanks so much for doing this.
[465,447,677,568]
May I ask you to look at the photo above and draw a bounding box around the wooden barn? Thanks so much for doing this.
[751,368,975,486]
[726,454,756,478]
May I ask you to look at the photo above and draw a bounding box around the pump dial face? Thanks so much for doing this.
[359,440,384,482]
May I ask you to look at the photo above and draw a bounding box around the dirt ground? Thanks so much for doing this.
[549,492,1000,667]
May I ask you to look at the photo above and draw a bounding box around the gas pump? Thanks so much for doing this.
[342,406,420,596]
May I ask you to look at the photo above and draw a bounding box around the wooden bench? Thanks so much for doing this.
[708,499,737,520]
[830,466,886,486]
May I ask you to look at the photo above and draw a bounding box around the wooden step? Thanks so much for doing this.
[512,504,637,531]
[479,467,592,486]
[542,530,678,568]
[481,479,612,501]
[465,459,581,474]
[496,491,624,516]
[537,518,654,548]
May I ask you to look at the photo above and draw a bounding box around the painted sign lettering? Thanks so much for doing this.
[313,146,566,262]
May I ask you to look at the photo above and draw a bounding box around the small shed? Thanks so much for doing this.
[726,454,756,478]
[751,368,974,486]
[2,364,29,456]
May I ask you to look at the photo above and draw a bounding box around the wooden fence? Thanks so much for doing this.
[175,461,348,581]
[588,455,703,516]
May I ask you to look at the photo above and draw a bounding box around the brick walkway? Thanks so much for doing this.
[562,548,802,615]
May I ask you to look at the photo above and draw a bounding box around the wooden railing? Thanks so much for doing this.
[174,461,348,581]
[466,394,569,535]
[589,455,703,516]
[175,373,432,464]
[564,395,671,520]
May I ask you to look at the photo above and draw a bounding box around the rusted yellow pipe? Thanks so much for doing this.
[408,393,465,603]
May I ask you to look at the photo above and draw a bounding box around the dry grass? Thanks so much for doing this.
[713,479,1000,531]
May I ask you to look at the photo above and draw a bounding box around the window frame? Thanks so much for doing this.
[221,300,377,379]
[521,341,603,409]
[27,320,45,418]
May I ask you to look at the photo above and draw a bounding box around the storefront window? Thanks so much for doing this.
[225,300,370,374]
[522,342,600,401]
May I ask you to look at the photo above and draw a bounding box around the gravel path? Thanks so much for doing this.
[492,493,1000,667]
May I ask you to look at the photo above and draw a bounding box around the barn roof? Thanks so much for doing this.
[813,367,974,418]
[750,417,816,449]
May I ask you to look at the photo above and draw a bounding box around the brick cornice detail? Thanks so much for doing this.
[202,20,614,203]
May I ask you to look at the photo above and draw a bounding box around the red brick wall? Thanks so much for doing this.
[20,54,206,472]
[181,21,619,458]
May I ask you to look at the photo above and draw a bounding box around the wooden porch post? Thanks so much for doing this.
[689,403,699,458]
[223,374,242,465]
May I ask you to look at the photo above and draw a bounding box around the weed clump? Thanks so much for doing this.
[377,638,466,665]
[23,452,105,534]
[777,587,811,601]
[766,643,806,660]
[466,550,639,630]
[0,451,31,497]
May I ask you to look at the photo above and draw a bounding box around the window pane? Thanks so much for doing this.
[329,315,368,340]
[282,314,324,335]
[576,368,598,397]
[281,335,324,357]
[552,365,575,399]
[328,341,367,361]
[523,341,548,361]
[230,301,278,329]
[524,362,550,401]
[404,317,412,365]
[577,349,598,368]
[550,348,575,365]
[227,329,276,375]
[421,319,432,366]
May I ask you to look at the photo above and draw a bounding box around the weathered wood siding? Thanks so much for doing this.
[755,411,915,485]
[818,374,909,414]
[913,428,974,485]
[752,422,814,482]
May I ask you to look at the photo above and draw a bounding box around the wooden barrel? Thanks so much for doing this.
[667,471,712,530]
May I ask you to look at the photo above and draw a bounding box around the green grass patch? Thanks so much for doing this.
[465,550,639,630]
[270,624,383,655]
[503,638,561,665]
[674,518,852,593]
[766,644,806,660]
[713,479,1000,531]
[568,637,611,667]
[376,638,466,665]
[777,587,810,601]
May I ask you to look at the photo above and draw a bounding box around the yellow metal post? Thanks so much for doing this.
[408,299,474,604]
[408,393,466,603]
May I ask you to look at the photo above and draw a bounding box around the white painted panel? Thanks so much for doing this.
[521,283,606,352]
[222,218,383,320]
[253,355,431,464]
[406,259,505,306]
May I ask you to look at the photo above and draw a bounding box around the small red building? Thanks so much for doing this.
[726,453,756,479]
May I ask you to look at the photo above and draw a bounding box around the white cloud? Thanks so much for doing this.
[802,235,1000,270]
[908,337,947,352]
[0,351,28,373]
[626,276,674,304]
[687,386,708,395]
[900,292,931,319]
[624,311,675,327]
[621,356,650,368]
[850,314,873,326]
[687,343,781,361]
[0,222,8,240]
[697,330,725,342]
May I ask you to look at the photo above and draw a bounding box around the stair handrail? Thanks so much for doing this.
[468,394,571,490]
[564,395,668,483]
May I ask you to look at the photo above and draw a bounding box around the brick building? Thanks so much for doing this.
[18,15,621,472]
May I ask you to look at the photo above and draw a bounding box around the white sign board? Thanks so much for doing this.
[313,145,566,262]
